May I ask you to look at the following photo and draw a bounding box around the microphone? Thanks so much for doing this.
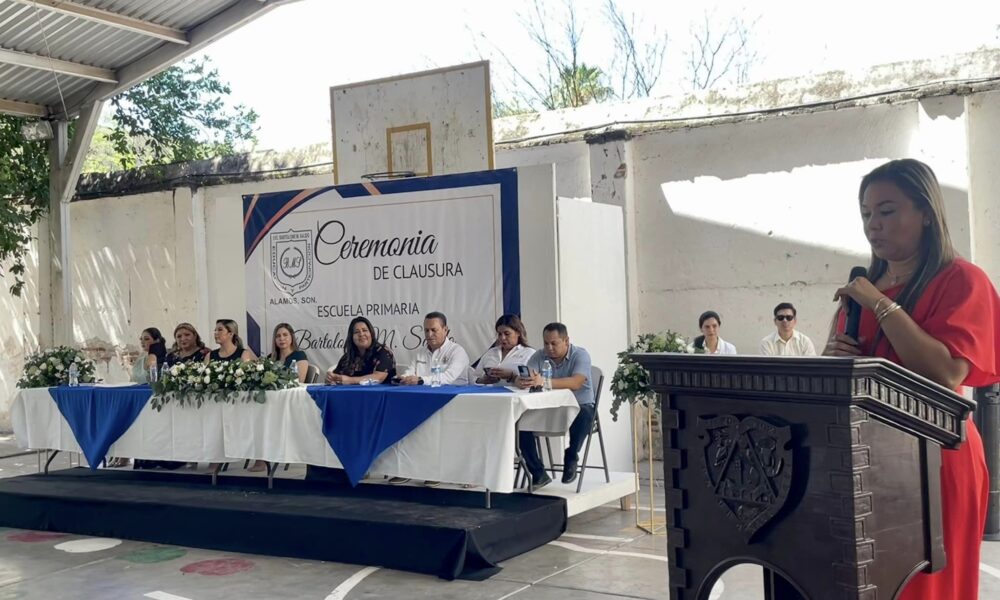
[844,266,867,340]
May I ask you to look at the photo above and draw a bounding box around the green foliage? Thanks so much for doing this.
[0,115,49,297]
[18,346,97,388]
[108,56,258,170]
[609,331,693,421]
[150,358,299,410]
[0,57,257,296]
[549,63,615,108]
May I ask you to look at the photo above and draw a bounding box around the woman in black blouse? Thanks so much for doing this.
[269,322,309,383]
[326,317,395,384]
[165,322,210,366]
[205,319,256,363]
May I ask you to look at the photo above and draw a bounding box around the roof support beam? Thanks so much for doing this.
[0,46,117,83]
[11,0,189,45]
[0,97,47,117]
[58,0,299,117]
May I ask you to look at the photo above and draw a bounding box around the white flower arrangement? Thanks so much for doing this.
[150,357,299,410]
[18,346,97,388]
[610,331,695,421]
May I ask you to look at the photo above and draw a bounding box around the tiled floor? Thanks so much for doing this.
[0,436,997,599]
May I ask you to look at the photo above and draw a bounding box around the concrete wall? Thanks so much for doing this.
[968,90,1000,287]
[495,141,590,200]
[508,91,1000,356]
[0,238,39,430]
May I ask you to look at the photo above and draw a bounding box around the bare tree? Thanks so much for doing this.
[474,0,614,114]
[479,2,760,116]
[687,9,760,91]
[603,0,667,99]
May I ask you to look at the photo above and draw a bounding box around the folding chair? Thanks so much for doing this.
[519,366,611,492]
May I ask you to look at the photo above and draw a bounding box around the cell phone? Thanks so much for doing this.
[517,365,531,378]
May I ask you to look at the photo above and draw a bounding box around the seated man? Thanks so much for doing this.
[398,311,471,386]
[391,311,471,487]
[759,302,817,356]
[516,322,595,489]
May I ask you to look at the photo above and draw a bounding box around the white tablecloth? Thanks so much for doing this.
[11,386,579,493]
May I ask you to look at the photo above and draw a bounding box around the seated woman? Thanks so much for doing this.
[121,327,167,468]
[692,310,737,355]
[139,323,205,472]
[204,319,256,473]
[205,318,256,363]
[269,322,309,383]
[131,327,167,384]
[474,314,534,384]
[165,322,210,366]
[326,316,395,384]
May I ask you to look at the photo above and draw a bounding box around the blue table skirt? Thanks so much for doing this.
[307,384,508,485]
[48,385,152,469]
[45,383,509,484]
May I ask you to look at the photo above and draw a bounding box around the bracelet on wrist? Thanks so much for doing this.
[876,301,902,323]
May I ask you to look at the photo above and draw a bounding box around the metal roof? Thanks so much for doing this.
[0,0,299,118]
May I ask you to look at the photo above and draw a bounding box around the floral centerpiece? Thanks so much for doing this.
[150,357,299,410]
[609,331,694,421]
[18,346,97,388]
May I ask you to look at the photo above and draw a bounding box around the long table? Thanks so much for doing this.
[11,385,579,494]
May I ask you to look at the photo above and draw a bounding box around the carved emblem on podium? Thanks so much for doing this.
[697,415,793,539]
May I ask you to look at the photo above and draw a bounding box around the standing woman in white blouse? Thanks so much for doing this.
[693,310,737,355]
[475,314,536,384]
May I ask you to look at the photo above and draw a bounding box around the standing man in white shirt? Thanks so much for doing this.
[399,311,471,386]
[759,303,817,356]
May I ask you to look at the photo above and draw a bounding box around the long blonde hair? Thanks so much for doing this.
[269,322,298,360]
[216,319,244,349]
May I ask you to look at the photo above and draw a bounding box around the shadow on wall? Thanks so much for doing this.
[0,239,41,431]
[71,235,181,385]
[639,166,969,352]
[626,101,971,350]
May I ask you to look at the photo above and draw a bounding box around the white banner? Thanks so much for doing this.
[244,172,518,372]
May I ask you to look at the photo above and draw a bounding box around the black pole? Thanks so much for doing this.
[974,383,1000,541]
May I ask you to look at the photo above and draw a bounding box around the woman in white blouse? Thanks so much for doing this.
[693,310,737,355]
[474,314,535,384]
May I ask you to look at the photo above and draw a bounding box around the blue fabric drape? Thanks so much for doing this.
[307,385,506,486]
[48,385,152,469]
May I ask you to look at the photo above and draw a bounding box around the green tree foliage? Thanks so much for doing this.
[549,63,615,108]
[0,116,49,297]
[0,57,257,296]
[107,56,258,169]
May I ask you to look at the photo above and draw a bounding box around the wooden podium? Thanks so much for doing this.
[631,354,976,600]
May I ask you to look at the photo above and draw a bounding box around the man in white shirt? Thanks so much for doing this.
[392,311,471,486]
[759,303,817,356]
[400,311,471,386]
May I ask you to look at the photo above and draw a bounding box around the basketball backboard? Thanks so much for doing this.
[330,60,494,184]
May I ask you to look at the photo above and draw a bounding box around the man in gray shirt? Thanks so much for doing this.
[516,322,595,489]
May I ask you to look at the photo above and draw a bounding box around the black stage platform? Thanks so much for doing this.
[0,469,566,580]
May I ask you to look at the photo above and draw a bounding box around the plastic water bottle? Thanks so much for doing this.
[430,356,442,388]
[148,362,158,384]
[68,362,79,387]
[542,360,553,391]
[159,363,170,383]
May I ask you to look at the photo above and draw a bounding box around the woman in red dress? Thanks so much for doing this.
[825,158,1000,599]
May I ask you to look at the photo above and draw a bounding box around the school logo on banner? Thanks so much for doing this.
[270,229,314,296]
